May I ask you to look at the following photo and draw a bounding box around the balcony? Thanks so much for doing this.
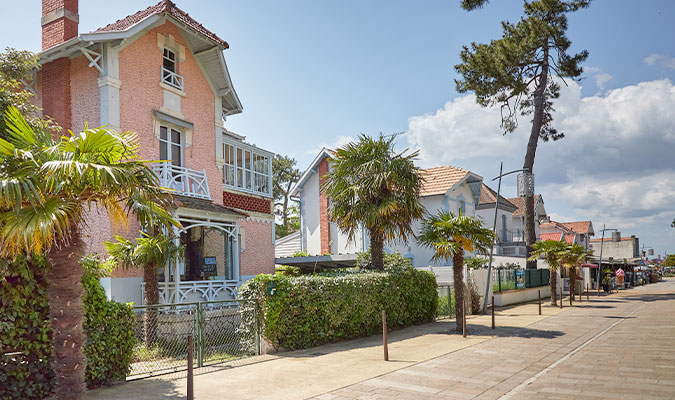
[499,229,525,244]
[161,66,184,91]
[153,162,211,200]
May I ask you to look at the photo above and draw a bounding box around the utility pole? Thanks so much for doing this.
[482,163,529,314]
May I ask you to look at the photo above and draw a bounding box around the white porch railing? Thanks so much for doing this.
[142,280,239,305]
[161,66,184,90]
[152,162,211,200]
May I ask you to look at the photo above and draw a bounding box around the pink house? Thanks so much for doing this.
[35,0,275,304]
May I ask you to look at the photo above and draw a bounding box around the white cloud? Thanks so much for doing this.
[593,73,612,91]
[644,53,675,69]
[405,79,675,255]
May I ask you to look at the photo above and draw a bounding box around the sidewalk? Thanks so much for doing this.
[86,298,564,400]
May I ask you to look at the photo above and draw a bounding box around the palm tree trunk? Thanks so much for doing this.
[144,262,159,345]
[523,46,549,270]
[46,225,87,400]
[550,269,558,306]
[370,230,385,271]
[453,251,465,332]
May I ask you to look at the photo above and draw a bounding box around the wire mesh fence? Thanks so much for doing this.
[492,269,517,293]
[129,299,258,379]
[436,285,455,319]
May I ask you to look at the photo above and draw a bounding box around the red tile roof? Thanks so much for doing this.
[540,232,563,241]
[419,166,470,197]
[507,195,541,217]
[95,0,229,48]
[563,234,575,244]
[541,220,593,235]
[563,221,593,235]
[478,183,517,209]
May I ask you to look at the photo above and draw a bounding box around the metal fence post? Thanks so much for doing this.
[538,290,541,315]
[382,310,389,361]
[498,269,502,293]
[187,335,194,400]
[196,302,204,368]
[491,295,495,329]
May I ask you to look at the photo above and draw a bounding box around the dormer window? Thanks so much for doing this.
[161,48,184,90]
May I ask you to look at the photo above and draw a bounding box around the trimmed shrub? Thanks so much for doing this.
[0,256,54,400]
[81,256,136,387]
[239,253,437,350]
[0,256,136,398]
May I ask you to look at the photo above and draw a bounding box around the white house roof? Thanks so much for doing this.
[290,147,333,198]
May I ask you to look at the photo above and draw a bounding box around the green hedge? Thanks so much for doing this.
[239,253,437,350]
[0,256,136,399]
[0,256,54,400]
[81,256,136,387]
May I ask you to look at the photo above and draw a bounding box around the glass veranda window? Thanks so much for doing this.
[222,139,271,196]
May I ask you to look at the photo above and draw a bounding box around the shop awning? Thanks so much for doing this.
[581,263,598,268]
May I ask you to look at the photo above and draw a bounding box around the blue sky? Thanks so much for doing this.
[2,0,674,256]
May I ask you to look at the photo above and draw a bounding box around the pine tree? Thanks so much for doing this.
[455,0,590,268]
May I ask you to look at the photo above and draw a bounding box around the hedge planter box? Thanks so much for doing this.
[493,286,550,307]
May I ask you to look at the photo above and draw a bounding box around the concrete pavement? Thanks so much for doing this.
[86,279,675,400]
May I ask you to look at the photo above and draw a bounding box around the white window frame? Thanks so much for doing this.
[222,136,273,198]
[161,48,184,90]
[159,125,184,167]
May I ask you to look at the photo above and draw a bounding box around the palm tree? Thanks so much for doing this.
[0,107,177,399]
[561,243,592,301]
[417,211,495,332]
[105,232,184,344]
[528,240,567,306]
[322,134,425,270]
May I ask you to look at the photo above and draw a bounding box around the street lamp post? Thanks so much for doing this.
[482,163,530,314]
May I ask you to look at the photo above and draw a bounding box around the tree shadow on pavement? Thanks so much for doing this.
[86,377,185,400]
[438,324,565,339]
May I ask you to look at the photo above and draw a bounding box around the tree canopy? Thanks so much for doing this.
[322,134,425,270]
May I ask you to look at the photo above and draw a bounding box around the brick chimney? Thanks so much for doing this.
[318,157,331,254]
[41,0,78,131]
[41,0,78,51]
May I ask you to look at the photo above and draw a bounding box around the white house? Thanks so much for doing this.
[288,148,484,267]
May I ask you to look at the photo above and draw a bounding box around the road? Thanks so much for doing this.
[316,279,675,400]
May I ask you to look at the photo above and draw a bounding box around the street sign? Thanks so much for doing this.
[266,281,277,296]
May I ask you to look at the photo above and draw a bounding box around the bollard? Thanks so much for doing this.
[587,284,590,301]
[382,310,389,361]
[560,287,563,309]
[579,287,582,303]
[187,335,194,400]
[491,295,495,329]
[462,301,467,338]
[538,290,541,315]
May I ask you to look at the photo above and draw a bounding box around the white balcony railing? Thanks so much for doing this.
[142,280,239,304]
[161,66,184,91]
[152,162,211,200]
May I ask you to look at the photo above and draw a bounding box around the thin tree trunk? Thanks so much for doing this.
[523,46,550,269]
[550,268,558,306]
[569,266,576,302]
[46,225,87,400]
[453,251,465,332]
[144,262,159,345]
[282,192,289,227]
[370,230,385,271]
